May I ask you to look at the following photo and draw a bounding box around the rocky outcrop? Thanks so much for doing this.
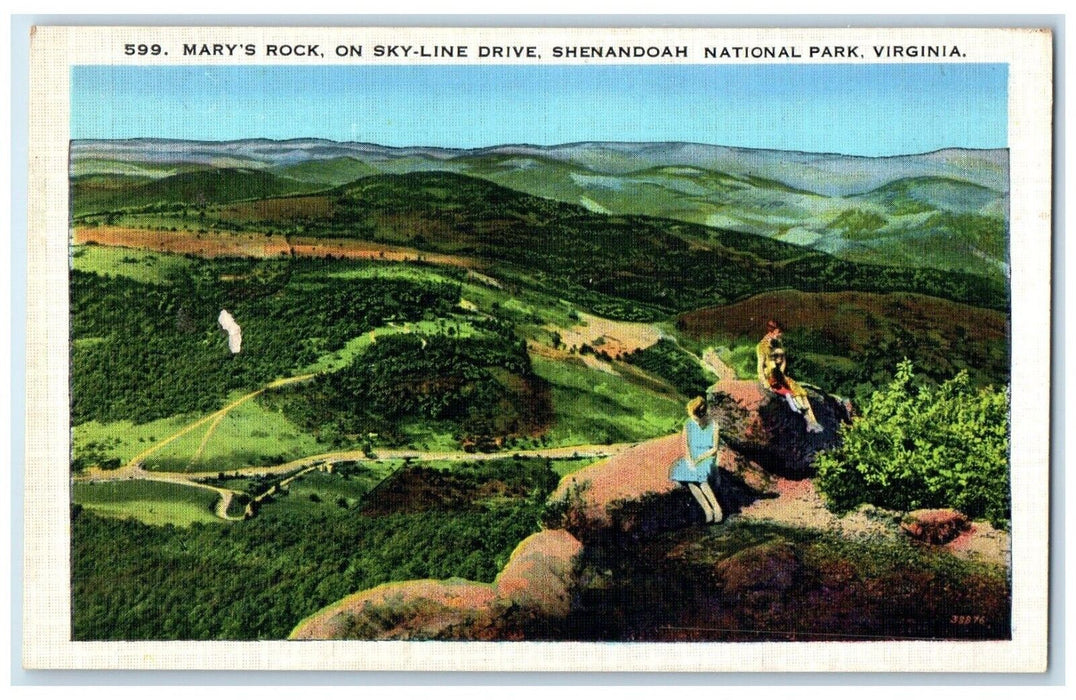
[714,540,802,599]
[545,435,776,543]
[290,528,583,640]
[494,528,582,618]
[708,379,851,477]
[901,509,971,545]
[289,578,500,641]
[291,380,858,641]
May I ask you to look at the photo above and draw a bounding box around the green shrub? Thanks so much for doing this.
[816,360,1010,527]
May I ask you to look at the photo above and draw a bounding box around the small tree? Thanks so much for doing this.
[816,360,1010,527]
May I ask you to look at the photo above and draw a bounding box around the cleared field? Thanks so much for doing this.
[216,195,335,222]
[321,264,462,284]
[74,414,198,467]
[72,245,194,283]
[74,227,484,272]
[73,481,220,527]
[289,236,480,269]
[530,354,682,446]
[260,463,399,516]
[554,311,663,357]
[318,259,581,333]
[142,394,332,473]
[75,226,292,257]
[392,421,471,452]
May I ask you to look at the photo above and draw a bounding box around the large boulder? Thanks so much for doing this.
[546,435,774,542]
[290,528,584,641]
[289,578,500,641]
[495,529,583,618]
[708,379,850,477]
[546,435,686,538]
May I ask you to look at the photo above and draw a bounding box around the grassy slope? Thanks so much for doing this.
[72,245,195,283]
[143,393,333,473]
[530,355,683,445]
[74,481,220,527]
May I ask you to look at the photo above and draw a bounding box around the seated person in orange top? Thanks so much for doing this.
[757,321,824,433]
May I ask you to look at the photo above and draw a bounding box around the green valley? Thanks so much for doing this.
[68,138,1012,643]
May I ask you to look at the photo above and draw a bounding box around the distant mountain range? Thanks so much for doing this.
[70,138,1010,280]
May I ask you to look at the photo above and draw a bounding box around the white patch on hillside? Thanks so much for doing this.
[776,227,823,246]
[706,213,743,229]
[218,309,242,354]
[579,196,611,214]
[569,172,623,190]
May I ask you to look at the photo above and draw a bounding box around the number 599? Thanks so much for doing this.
[124,44,163,56]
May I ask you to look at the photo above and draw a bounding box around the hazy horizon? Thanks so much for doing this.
[71,135,1010,159]
[71,64,1008,158]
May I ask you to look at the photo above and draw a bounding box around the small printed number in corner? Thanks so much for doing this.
[950,615,987,625]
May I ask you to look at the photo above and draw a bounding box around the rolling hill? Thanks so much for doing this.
[67,142,1015,644]
[678,289,1010,393]
[81,170,1006,321]
[72,167,320,216]
[70,138,1011,280]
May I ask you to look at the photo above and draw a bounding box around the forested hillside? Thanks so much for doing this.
[77,171,1008,321]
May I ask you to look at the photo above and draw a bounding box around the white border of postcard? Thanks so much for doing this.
[24,24,1052,672]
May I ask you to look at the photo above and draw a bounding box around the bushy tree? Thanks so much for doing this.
[816,360,1010,527]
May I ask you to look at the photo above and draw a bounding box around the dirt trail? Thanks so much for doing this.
[700,347,737,382]
[554,312,663,357]
[736,475,1011,568]
[188,411,227,471]
[123,372,315,471]
[76,442,637,522]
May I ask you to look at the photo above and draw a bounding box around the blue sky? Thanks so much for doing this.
[71,63,1007,157]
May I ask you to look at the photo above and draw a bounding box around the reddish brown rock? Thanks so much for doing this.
[901,509,971,545]
[708,380,850,477]
[290,528,584,640]
[720,450,776,496]
[289,578,499,640]
[495,529,583,617]
[714,541,802,597]
[547,434,684,536]
[545,428,781,541]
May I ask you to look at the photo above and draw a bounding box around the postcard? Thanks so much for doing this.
[23,24,1052,672]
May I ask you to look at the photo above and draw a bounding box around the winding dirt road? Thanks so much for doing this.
[75,317,671,523]
[77,439,638,522]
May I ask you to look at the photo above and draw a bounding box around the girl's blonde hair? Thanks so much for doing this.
[687,396,707,417]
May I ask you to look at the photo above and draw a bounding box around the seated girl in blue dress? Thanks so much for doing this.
[669,396,723,523]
